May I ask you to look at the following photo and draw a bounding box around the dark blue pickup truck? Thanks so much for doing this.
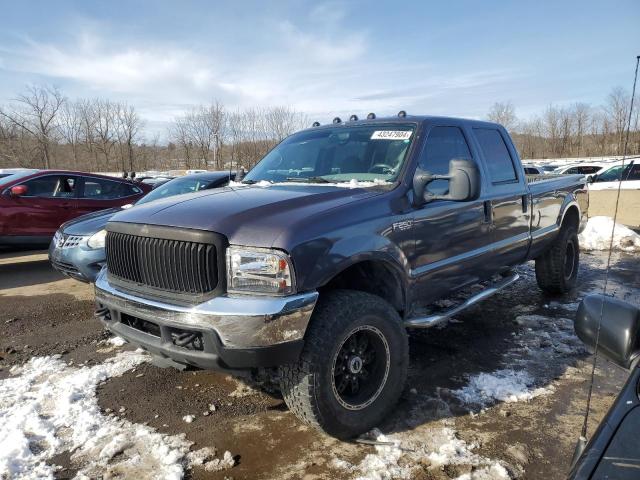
[94,114,588,438]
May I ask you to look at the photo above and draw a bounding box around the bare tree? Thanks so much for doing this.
[58,100,83,168]
[605,87,630,155]
[93,99,118,170]
[115,103,143,172]
[0,85,65,168]
[265,106,307,142]
[487,101,518,131]
[170,115,195,169]
[572,103,591,156]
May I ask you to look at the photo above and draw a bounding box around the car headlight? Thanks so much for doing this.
[52,230,62,247]
[226,247,296,295]
[87,229,107,249]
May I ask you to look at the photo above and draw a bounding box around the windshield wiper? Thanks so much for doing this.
[241,179,259,184]
[285,176,332,183]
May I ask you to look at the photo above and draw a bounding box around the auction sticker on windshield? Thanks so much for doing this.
[371,130,412,140]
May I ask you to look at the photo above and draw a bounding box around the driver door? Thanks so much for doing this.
[409,124,493,305]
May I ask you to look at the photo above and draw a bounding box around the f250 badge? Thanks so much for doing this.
[392,220,413,231]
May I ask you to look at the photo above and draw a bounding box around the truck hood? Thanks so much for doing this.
[108,184,381,248]
[62,207,122,235]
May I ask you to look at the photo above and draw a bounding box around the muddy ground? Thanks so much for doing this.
[0,248,637,479]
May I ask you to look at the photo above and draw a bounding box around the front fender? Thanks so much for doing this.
[291,234,409,294]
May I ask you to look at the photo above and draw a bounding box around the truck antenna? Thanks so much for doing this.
[572,54,640,466]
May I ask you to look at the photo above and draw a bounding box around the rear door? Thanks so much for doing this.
[471,127,530,270]
[76,176,144,215]
[410,124,494,304]
[8,174,79,237]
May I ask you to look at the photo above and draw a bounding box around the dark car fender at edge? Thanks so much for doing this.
[291,236,410,313]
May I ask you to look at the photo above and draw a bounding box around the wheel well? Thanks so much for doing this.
[320,261,405,314]
[562,205,580,231]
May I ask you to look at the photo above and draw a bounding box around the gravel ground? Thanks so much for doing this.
[0,248,637,479]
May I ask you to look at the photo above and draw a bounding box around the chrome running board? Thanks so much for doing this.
[404,273,520,329]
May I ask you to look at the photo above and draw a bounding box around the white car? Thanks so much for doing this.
[553,164,605,176]
[589,161,640,190]
[523,165,545,175]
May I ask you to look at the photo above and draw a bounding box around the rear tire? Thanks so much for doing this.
[279,290,408,439]
[535,225,579,294]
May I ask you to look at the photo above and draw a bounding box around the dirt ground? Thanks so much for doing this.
[0,248,637,480]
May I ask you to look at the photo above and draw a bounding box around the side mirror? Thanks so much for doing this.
[586,175,595,184]
[413,158,480,206]
[575,294,640,369]
[10,185,28,197]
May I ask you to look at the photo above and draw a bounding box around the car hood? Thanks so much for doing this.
[63,207,122,235]
[108,184,382,248]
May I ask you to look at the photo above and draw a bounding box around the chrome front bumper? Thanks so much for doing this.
[94,268,318,350]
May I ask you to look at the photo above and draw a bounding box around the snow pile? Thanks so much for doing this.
[107,336,127,347]
[426,428,510,480]
[334,425,510,480]
[0,352,234,479]
[351,430,410,480]
[453,369,554,406]
[579,216,640,252]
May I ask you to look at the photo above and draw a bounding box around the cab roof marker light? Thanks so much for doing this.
[349,114,358,121]
[333,117,342,124]
[397,110,407,118]
[367,112,376,119]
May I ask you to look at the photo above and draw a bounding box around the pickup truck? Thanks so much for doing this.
[94,114,588,438]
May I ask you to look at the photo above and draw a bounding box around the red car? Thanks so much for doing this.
[0,170,151,246]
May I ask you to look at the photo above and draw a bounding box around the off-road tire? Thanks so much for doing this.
[535,225,579,294]
[279,290,409,439]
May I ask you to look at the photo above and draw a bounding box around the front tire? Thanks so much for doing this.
[279,290,408,439]
[535,225,579,294]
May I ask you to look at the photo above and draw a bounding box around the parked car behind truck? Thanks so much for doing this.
[0,170,151,246]
[94,114,588,438]
[49,171,235,282]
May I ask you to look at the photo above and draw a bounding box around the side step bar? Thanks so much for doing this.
[404,273,520,329]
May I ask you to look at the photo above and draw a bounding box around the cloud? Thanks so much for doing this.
[0,7,523,136]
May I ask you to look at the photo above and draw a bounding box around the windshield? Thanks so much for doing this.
[595,165,624,182]
[243,124,415,184]
[136,175,219,205]
[0,169,39,186]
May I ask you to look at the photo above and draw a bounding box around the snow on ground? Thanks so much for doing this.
[334,299,585,480]
[452,369,554,406]
[0,351,234,479]
[579,216,640,252]
[334,420,511,480]
[107,336,127,347]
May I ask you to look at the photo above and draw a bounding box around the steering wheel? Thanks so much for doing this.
[368,164,394,175]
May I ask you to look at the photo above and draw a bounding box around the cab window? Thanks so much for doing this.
[473,128,517,183]
[418,126,472,195]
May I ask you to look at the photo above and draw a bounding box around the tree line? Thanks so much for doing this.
[0,85,307,172]
[487,86,639,159]
[0,84,638,173]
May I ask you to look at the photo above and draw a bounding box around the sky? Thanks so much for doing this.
[0,0,638,138]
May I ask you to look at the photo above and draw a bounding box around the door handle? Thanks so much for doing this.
[483,200,493,224]
[522,194,529,213]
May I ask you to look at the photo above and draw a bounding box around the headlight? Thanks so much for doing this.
[226,247,295,295]
[87,229,107,249]
[52,230,62,247]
